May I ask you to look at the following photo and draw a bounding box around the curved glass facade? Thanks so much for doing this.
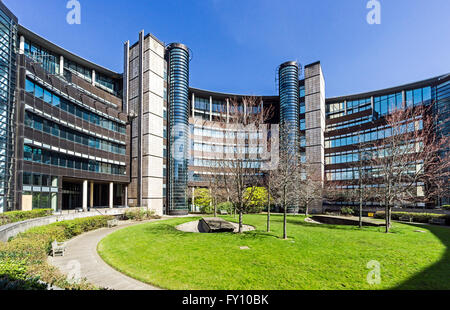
[279,61,300,150]
[167,43,190,215]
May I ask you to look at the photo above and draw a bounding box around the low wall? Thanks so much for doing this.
[323,206,450,215]
[0,209,126,243]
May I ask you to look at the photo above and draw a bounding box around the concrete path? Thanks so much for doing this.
[48,219,164,290]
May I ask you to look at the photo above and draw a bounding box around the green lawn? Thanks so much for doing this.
[97,214,450,290]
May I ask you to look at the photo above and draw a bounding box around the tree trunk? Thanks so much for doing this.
[359,191,363,229]
[238,200,244,233]
[385,201,389,233]
[305,203,308,217]
[283,204,287,239]
[283,188,287,239]
[239,210,243,234]
[267,189,271,232]
[213,200,217,218]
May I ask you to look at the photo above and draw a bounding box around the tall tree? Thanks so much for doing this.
[371,104,450,233]
[270,125,302,239]
[215,96,274,233]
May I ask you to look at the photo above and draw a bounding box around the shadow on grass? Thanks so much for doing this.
[394,223,450,290]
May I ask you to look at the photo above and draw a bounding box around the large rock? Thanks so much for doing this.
[199,217,235,233]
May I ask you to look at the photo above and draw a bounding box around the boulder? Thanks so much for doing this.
[199,217,235,233]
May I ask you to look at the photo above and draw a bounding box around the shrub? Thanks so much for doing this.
[374,211,450,225]
[340,207,355,216]
[442,205,450,210]
[0,209,53,226]
[0,215,113,290]
[122,209,160,221]
[218,202,233,214]
[200,205,214,214]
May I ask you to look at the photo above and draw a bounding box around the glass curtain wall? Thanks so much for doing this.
[279,61,300,152]
[167,43,190,215]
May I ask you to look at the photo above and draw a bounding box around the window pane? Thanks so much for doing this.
[52,95,60,107]
[44,90,52,104]
[25,79,34,93]
[35,85,44,99]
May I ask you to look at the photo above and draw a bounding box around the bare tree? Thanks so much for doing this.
[215,96,274,233]
[270,124,302,239]
[370,104,450,233]
[297,167,323,217]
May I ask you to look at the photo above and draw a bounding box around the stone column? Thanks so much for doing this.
[90,182,94,208]
[82,180,88,211]
[92,69,96,86]
[125,185,128,207]
[109,182,114,209]
[19,36,25,55]
[59,56,64,76]
[209,96,213,121]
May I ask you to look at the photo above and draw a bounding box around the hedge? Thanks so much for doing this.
[0,215,113,290]
[121,209,161,221]
[374,211,450,225]
[0,209,53,226]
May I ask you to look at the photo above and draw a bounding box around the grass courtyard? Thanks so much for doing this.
[97,214,450,290]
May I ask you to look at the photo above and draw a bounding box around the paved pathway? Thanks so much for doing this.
[48,219,166,290]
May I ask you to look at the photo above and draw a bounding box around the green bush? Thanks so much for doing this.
[374,211,450,225]
[218,202,233,214]
[200,205,214,214]
[0,215,113,290]
[442,205,450,210]
[122,209,160,221]
[0,260,47,290]
[0,209,53,226]
[340,207,355,216]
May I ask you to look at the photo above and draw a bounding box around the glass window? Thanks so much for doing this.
[406,91,413,107]
[25,79,34,93]
[33,174,41,186]
[35,85,44,99]
[32,148,42,163]
[67,131,74,142]
[68,102,75,115]
[51,154,59,166]
[43,150,51,165]
[413,89,422,105]
[24,145,33,161]
[423,87,431,103]
[34,115,43,131]
[41,174,50,186]
[44,90,52,104]
[43,119,51,134]
[23,172,32,185]
[52,95,60,107]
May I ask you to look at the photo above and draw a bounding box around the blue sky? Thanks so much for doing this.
[6,0,450,97]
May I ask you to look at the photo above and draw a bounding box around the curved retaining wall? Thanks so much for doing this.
[0,209,126,242]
